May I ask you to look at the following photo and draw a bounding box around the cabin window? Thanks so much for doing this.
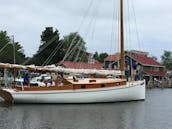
[101,84,105,88]
[89,80,96,82]
[81,85,86,89]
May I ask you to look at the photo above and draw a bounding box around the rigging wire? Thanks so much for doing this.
[22,35,58,65]
[127,0,133,51]
[74,40,83,62]
[62,0,102,65]
[71,0,102,69]
[89,0,103,40]
[60,0,94,64]
[131,0,142,50]
[125,0,142,81]
[65,39,83,61]
[125,0,131,50]
[42,40,64,66]
[110,0,116,54]
[38,36,59,55]
[66,44,80,61]
[126,0,134,82]
[124,0,141,52]
[61,36,78,63]
[76,0,94,32]
[110,0,120,55]
[103,0,120,68]
[75,0,102,66]
[78,50,89,69]
[83,0,99,38]
[0,43,9,55]
[63,0,100,69]
[116,0,120,68]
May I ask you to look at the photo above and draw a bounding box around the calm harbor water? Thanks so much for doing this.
[0,89,172,129]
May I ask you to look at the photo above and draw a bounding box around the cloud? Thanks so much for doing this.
[0,0,172,60]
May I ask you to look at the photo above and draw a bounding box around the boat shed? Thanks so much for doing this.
[104,51,167,83]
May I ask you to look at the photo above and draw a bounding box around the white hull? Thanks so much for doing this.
[3,80,145,103]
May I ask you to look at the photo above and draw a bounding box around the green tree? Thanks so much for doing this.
[0,31,26,64]
[61,32,88,62]
[29,27,62,65]
[161,50,172,70]
[93,52,108,63]
[98,53,108,63]
[29,28,88,65]
[93,51,99,61]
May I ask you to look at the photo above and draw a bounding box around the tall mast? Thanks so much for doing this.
[120,0,125,78]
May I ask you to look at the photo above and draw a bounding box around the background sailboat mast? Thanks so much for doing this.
[120,0,125,78]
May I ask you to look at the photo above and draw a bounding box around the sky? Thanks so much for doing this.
[0,0,172,61]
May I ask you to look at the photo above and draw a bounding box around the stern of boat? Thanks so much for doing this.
[0,88,13,103]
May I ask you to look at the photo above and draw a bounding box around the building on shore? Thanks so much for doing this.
[59,61,104,70]
[59,50,167,84]
[104,50,167,84]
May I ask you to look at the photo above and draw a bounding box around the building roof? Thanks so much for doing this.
[61,61,104,69]
[105,53,164,67]
[105,54,120,62]
[129,54,164,67]
[144,70,167,77]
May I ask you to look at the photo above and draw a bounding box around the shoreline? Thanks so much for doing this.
[146,79,172,88]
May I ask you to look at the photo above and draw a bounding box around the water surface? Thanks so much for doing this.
[0,89,172,129]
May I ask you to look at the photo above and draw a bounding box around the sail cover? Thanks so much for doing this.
[0,63,121,76]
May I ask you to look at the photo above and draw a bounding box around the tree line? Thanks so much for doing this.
[0,27,108,65]
[1,27,172,70]
[0,31,26,64]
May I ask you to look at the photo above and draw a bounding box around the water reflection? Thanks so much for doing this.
[0,101,145,129]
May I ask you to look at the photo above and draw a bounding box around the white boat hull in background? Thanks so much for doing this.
[2,80,145,103]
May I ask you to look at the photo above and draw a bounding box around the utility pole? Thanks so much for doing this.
[12,35,16,87]
[12,35,16,64]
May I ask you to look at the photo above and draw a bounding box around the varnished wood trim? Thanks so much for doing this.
[15,81,127,91]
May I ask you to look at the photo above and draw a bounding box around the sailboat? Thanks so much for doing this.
[0,0,145,103]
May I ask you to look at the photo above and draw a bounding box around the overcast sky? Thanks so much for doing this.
[0,0,172,60]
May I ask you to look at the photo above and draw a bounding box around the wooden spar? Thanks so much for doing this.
[120,0,125,78]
